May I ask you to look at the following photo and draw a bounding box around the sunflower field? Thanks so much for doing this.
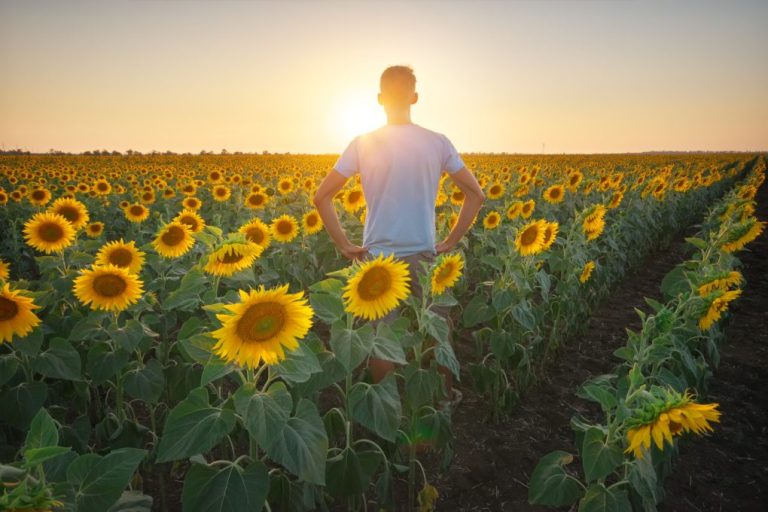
[0,152,763,511]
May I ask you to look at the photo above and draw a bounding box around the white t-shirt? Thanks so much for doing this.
[333,123,465,258]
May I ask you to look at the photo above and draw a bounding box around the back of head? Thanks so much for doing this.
[380,65,416,108]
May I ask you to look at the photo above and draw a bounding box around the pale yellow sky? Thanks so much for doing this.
[1,0,767,154]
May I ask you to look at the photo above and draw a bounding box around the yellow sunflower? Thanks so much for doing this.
[520,199,535,218]
[343,188,366,213]
[28,188,52,206]
[302,210,323,235]
[0,284,41,343]
[125,203,150,223]
[244,192,268,210]
[203,242,263,277]
[343,254,411,321]
[239,218,272,250]
[47,197,90,230]
[73,265,144,312]
[720,218,765,253]
[431,253,464,295]
[93,179,112,196]
[0,259,9,281]
[86,222,105,238]
[506,202,523,220]
[24,212,76,254]
[486,182,505,200]
[543,184,565,204]
[173,209,206,234]
[515,220,547,256]
[277,178,294,195]
[212,185,231,202]
[579,260,596,284]
[483,211,501,230]
[211,284,314,368]
[271,214,299,243]
[699,289,741,331]
[697,271,742,296]
[541,220,559,250]
[182,197,202,211]
[153,221,195,258]
[95,239,145,275]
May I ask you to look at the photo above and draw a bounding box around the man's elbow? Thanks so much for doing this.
[474,189,486,205]
[312,191,323,208]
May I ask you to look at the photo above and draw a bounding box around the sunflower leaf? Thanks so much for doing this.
[265,399,328,485]
[181,460,269,512]
[348,375,402,442]
[580,428,623,483]
[234,381,292,449]
[528,450,582,506]
[578,483,631,512]
[329,322,374,373]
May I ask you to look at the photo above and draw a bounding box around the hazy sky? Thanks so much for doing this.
[1,0,767,154]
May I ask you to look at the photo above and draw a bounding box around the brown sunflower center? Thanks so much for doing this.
[179,216,198,231]
[38,221,64,242]
[161,226,186,246]
[220,250,245,264]
[549,188,562,199]
[570,175,580,185]
[92,274,128,297]
[97,182,109,191]
[245,227,265,244]
[305,215,318,227]
[236,302,285,342]
[280,182,291,190]
[0,296,19,321]
[108,248,134,268]
[32,190,47,200]
[435,262,456,282]
[89,224,103,234]
[249,194,264,206]
[57,206,80,223]
[348,191,362,203]
[490,185,501,195]
[357,266,392,301]
[276,220,293,235]
[216,188,227,197]
[542,227,554,244]
[129,205,145,216]
[520,225,539,246]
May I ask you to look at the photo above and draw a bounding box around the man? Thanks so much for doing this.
[313,65,485,401]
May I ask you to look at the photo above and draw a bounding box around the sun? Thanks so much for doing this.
[334,93,385,142]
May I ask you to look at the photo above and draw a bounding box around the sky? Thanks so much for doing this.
[1,0,767,154]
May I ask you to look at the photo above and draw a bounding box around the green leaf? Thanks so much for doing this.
[181,461,269,512]
[578,483,631,512]
[156,388,236,463]
[265,399,328,485]
[24,446,71,468]
[404,366,438,409]
[178,333,216,364]
[200,354,235,386]
[67,448,147,512]
[165,268,208,311]
[107,491,154,512]
[577,383,617,412]
[684,237,708,250]
[371,323,407,364]
[435,339,461,380]
[234,381,292,449]
[0,381,48,430]
[0,354,19,387]
[111,319,156,353]
[627,453,660,509]
[24,408,58,451]
[462,295,494,328]
[348,375,402,442]
[309,292,345,324]
[528,450,583,506]
[308,278,343,294]
[123,359,165,404]
[329,322,374,373]
[580,428,623,483]
[325,447,366,497]
[421,310,450,345]
[273,342,322,384]
[31,338,82,381]
[86,342,129,385]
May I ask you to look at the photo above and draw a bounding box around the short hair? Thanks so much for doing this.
[380,65,416,105]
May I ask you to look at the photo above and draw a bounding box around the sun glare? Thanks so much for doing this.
[333,93,386,144]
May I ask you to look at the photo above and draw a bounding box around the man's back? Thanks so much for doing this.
[334,123,465,257]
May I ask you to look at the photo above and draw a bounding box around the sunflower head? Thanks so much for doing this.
[153,221,195,258]
[0,259,9,281]
[96,239,145,275]
[0,284,41,343]
[240,218,272,250]
[73,265,144,312]
[515,219,546,256]
[482,211,501,230]
[343,254,411,320]
[47,197,90,230]
[543,184,565,204]
[579,260,596,284]
[86,222,105,238]
[203,240,263,277]
[174,209,206,233]
[271,214,299,243]
[431,253,464,296]
[302,210,323,235]
[211,284,314,368]
[125,203,150,223]
[24,212,76,254]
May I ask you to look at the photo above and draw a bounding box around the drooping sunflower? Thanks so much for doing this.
[343,254,411,320]
[86,222,105,238]
[699,289,741,331]
[302,210,323,235]
[431,253,464,296]
[73,265,144,312]
[125,203,150,223]
[625,389,720,459]
[515,219,547,256]
[211,284,314,368]
[23,212,76,254]
[271,214,299,243]
[212,185,231,202]
[153,221,195,258]
[47,197,90,230]
[483,211,501,230]
[697,271,742,296]
[239,218,272,250]
[583,204,607,241]
[542,184,565,204]
[0,259,9,281]
[720,218,765,253]
[0,284,41,343]
[203,242,263,277]
[173,209,206,234]
[579,260,596,284]
[541,220,559,251]
[95,239,145,275]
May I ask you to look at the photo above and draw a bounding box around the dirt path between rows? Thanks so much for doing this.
[433,182,767,511]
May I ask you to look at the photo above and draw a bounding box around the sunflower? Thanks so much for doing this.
[86,222,105,238]
[182,197,202,211]
[542,184,565,204]
[567,171,583,190]
[343,188,366,213]
[24,212,76,254]
[579,260,596,284]
[125,203,150,223]
[173,209,206,233]
[0,259,9,281]
[343,254,411,320]
[0,284,41,343]
[720,218,765,253]
[431,253,464,295]
[699,289,741,331]
[93,179,112,196]
[96,239,145,275]
[153,221,195,258]
[450,189,465,206]
[244,192,268,209]
[486,182,505,200]
[302,210,323,235]
[277,178,294,195]
[515,220,547,256]
[204,242,263,277]
[239,218,272,250]
[212,185,231,202]
[271,214,299,243]
[211,284,314,368]
[541,221,559,250]
[625,390,720,459]
[483,211,501,230]
[29,188,52,206]
[73,265,144,312]
[608,191,624,209]
[697,271,742,296]
[506,202,523,220]
[520,199,535,218]
[47,197,90,230]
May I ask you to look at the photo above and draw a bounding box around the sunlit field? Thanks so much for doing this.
[0,152,765,511]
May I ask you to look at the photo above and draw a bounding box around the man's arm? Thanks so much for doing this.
[313,170,369,260]
[436,167,485,254]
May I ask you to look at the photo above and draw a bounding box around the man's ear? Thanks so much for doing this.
[411,92,419,105]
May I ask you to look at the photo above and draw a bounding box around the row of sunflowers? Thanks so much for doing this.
[0,152,760,511]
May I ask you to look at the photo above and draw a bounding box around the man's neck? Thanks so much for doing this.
[385,108,412,125]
